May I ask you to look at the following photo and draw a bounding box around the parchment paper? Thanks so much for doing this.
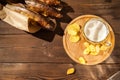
[0,5,41,33]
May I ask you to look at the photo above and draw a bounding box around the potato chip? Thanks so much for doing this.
[68,28,78,35]
[84,42,89,47]
[79,57,86,64]
[67,23,80,35]
[89,44,95,52]
[95,45,100,53]
[83,48,90,55]
[67,68,75,75]
[69,35,80,42]
[70,23,80,31]
[100,45,108,50]
[90,51,98,56]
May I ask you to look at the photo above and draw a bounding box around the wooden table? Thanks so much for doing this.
[0,0,120,80]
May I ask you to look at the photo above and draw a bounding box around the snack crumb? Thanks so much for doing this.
[67,68,75,75]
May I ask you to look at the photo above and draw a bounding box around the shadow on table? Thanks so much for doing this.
[31,1,74,42]
[105,0,112,2]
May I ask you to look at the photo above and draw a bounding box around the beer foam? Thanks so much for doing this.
[84,18,109,42]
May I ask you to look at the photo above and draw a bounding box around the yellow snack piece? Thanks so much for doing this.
[68,29,78,35]
[70,23,80,31]
[79,57,86,64]
[69,35,80,42]
[95,45,100,53]
[89,44,95,52]
[83,48,90,55]
[90,51,99,56]
[84,42,89,47]
[100,45,108,50]
[67,68,75,75]
[67,23,80,35]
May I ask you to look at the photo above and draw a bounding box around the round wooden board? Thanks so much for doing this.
[63,15,115,65]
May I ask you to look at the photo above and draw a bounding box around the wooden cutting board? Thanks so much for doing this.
[63,15,115,65]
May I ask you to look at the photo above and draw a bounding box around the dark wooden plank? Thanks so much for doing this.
[0,34,73,63]
[0,63,74,80]
[64,0,120,4]
[0,34,118,63]
[0,47,73,63]
[74,64,120,80]
[107,71,120,80]
[0,63,119,80]
[0,34,63,47]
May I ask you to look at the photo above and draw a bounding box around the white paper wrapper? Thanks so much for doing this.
[1,6,41,33]
[84,18,109,42]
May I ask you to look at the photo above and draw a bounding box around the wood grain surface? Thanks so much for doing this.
[0,0,120,80]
